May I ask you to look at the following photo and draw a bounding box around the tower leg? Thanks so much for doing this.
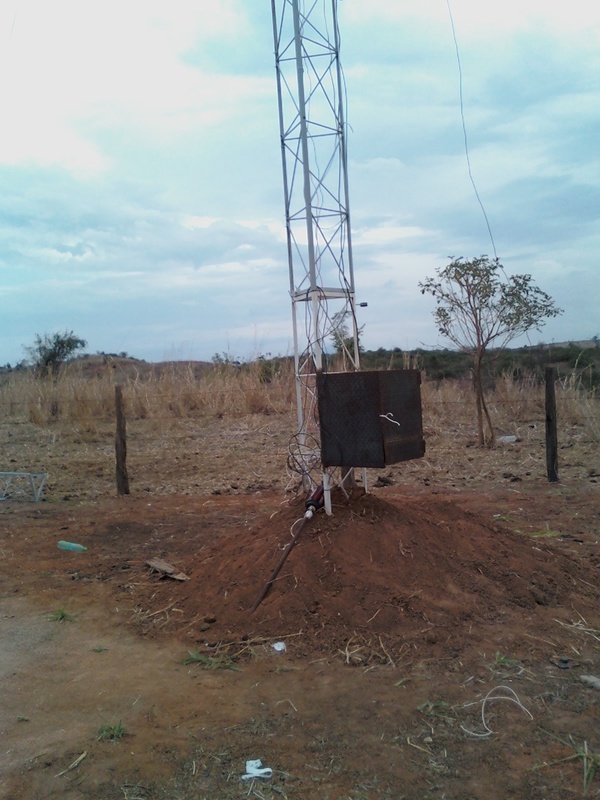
[323,471,332,515]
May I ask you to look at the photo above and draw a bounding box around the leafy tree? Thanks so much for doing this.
[24,330,87,379]
[420,256,562,446]
[330,310,364,369]
[211,351,241,367]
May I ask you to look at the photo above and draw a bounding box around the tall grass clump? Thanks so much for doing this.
[421,377,475,436]
[118,358,297,421]
[556,373,600,441]
[0,357,297,430]
[2,360,597,444]
[492,371,545,422]
[1,369,117,426]
[420,370,599,444]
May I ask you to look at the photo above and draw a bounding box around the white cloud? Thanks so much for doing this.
[0,0,269,171]
[342,0,600,38]
[182,216,220,230]
[353,223,430,246]
[0,0,598,364]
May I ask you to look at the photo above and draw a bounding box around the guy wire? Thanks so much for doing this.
[445,0,498,261]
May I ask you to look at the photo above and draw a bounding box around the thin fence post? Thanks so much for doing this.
[545,367,558,483]
[115,385,130,495]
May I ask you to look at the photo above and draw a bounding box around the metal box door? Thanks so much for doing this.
[317,369,425,468]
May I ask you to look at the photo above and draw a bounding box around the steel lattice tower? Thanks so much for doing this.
[271,0,361,511]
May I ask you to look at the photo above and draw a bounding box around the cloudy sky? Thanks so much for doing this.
[1,0,598,366]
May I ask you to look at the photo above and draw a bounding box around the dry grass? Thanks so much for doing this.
[0,359,297,427]
[556,372,600,441]
[1,360,598,444]
[0,362,598,502]
[422,373,599,443]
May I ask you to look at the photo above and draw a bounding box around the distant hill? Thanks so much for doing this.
[0,353,213,380]
[358,341,599,387]
[71,354,214,381]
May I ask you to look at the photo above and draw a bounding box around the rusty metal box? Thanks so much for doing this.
[317,369,425,468]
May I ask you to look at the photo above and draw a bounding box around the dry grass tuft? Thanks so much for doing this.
[0,359,297,428]
[0,361,597,501]
[422,373,599,444]
[1,362,598,444]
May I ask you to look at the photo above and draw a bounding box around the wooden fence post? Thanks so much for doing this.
[545,367,559,483]
[115,385,130,495]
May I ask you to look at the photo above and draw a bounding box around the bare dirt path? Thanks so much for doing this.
[1,481,599,799]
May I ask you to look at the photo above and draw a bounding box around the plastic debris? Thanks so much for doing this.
[272,641,286,652]
[241,759,273,781]
[58,540,88,552]
[580,675,600,691]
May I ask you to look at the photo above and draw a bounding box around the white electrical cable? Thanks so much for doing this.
[460,685,533,738]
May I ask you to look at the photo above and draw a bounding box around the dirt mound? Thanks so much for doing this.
[132,492,590,658]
